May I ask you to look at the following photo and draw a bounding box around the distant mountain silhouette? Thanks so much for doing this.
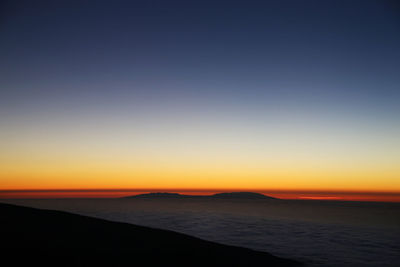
[210,192,276,199]
[0,203,300,267]
[128,192,193,199]
[124,191,277,200]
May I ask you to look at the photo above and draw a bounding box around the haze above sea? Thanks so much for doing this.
[2,198,399,266]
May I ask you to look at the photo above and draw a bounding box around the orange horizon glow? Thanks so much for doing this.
[2,108,399,202]
[1,188,400,202]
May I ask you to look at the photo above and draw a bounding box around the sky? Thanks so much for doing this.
[1,0,399,200]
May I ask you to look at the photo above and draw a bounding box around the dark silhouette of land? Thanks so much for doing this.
[124,191,277,200]
[127,192,194,199]
[211,192,277,199]
[0,203,300,267]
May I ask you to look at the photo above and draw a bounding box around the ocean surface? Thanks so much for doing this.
[2,198,399,266]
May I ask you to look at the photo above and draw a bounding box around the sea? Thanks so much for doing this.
[2,198,399,266]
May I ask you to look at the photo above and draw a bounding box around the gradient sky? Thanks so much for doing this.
[1,0,399,197]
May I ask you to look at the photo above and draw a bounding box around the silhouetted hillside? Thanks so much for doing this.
[124,191,277,200]
[0,203,300,267]
[211,192,277,199]
[126,192,193,199]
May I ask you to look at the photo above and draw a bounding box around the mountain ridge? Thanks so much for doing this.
[123,191,277,200]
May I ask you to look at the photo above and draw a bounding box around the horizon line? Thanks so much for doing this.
[1,188,400,195]
[1,188,400,202]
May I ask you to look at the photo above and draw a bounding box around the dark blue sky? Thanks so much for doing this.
[0,0,399,137]
[1,0,399,108]
[1,0,399,149]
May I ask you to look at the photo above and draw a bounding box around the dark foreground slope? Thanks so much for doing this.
[0,203,301,267]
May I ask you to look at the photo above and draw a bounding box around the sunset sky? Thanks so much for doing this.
[1,0,399,200]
